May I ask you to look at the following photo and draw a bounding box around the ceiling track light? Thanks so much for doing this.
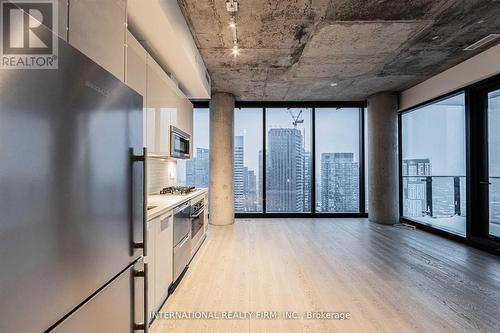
[226,0,239,13]
[226,1,240,56]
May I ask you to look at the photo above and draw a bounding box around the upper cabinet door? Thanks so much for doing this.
[126,31,147,98]
[177,98,193,135]
[68,0,126,81]
[147,59,177,155]
[56,0,68,41]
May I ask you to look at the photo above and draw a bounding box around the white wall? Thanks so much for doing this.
[400,44,500,110]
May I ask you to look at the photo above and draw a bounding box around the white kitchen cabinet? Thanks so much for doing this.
[132,44,193,156]
[147,211,173,313]
[176,98,193,156]
[154,212,173,307]
[125,31,147,97]
[125,31,151,149]
[147,58,177,155]
[57,0,68,41]
[156,108,170,155]
[68,0,126,81]
[146,217,157,314]
[144,108,156,152]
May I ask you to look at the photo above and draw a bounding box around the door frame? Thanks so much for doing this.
[469,78,500,243]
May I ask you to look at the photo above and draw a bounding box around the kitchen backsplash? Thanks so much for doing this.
[147,158,177,194]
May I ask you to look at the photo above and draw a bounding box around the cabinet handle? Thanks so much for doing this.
[179,234,190,248]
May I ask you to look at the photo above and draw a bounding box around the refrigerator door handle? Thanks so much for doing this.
[132,147,147,253]
[132,148,148,332]
[133,261,149,332]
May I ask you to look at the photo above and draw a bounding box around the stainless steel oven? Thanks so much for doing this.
[170,125,190,159]
[190,197,206,256]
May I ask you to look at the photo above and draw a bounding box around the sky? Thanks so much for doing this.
[402,93,466,176]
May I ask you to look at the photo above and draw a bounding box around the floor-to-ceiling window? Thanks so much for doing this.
[233,103,365,216]
[177,107,209,187]
[265,108,312,213]
[487,89,500,238]
[315,108,361,213]
[401,93,466,236]
[234,108,263,213]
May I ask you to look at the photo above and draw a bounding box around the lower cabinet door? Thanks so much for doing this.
[155,213,173,307]
[52,261,145,333]
[147,219,157,313]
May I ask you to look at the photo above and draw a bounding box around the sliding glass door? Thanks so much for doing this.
[398,75,500,250]
[400,93,467,236]
[487,89,500,238]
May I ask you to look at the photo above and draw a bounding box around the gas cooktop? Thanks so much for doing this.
[159,186,196,195]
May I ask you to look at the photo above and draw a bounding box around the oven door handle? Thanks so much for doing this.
[190,208,205,218]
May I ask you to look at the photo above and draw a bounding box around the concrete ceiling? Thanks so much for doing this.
[178,0,500,101]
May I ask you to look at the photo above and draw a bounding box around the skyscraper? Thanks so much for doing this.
[233,136,258,212]
[320,153,359,212]
[402,158,431,217]
[258,149,263,211]
[303,151,312,211]
[234,136,245,212]
[244,168,258,211]
[186,148,210,187]
[266,128,304,212]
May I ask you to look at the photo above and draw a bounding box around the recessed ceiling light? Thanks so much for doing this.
[231,45,240,56]
[330,82,338,87]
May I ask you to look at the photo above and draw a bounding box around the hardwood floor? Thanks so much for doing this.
[150,218,500,333]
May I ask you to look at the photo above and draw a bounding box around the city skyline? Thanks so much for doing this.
[181,107,362,213]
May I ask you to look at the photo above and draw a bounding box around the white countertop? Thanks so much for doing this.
[147,188,208,221]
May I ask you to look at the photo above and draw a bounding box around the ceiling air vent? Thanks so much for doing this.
[464,34,500,51]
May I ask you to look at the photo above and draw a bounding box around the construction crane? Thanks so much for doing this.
[287,108,304,128]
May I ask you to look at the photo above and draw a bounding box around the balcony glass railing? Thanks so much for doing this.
[489,177,500,237]
[402,176,466,237]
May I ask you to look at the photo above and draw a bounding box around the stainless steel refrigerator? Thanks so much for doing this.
[0,21,148,333]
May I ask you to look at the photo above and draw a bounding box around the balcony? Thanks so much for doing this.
[402,176,466,236]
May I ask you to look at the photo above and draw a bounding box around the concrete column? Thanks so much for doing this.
[367,93,399,225]
[209,92,235,226]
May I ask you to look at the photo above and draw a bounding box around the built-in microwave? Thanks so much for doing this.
[170,125,190,159]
